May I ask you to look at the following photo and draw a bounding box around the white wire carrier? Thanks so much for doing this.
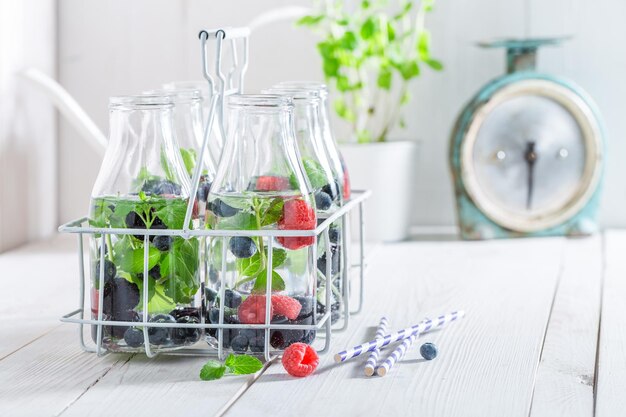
[58,191,370,361]
[58,26,370,361]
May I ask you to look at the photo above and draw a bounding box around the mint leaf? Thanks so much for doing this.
[115,246,161,274]
[253,269,285,292]
[269,248,287,268]
[146,283,175,313]
[200,360,227,381]
[161,238,200,304]
[260,198,284,226]
[179,148,197,177]
[224,354,263,375]
[218,212,257,230]
[236,251,264,277]
[154,199,188,229]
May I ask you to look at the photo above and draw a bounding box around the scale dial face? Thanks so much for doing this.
[461,79,602,232]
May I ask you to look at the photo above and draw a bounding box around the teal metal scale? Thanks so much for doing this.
[450,38,605,240]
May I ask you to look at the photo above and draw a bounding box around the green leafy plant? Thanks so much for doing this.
[90,191,199,312]
[297,0,443,143]
[199,354,264,381]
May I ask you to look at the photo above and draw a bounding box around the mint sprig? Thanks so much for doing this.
[199,354,263,381]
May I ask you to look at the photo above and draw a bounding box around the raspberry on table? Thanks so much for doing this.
[282,343,319,377]
[271,294,302,320]
[238,295,273,324]
[278,199,316,250]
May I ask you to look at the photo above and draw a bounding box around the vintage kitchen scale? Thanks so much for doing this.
[450,38,604,240]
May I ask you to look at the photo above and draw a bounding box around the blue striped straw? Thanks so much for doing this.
[364,317,390,376]
[376,332,418,376]
[334,311,465,363]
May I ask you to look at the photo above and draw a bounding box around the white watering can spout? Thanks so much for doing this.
[18,68,107,156]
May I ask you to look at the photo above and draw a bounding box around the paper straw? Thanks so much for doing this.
[376,332,418,376]
[364,317,390,376]
[334,310,465,363]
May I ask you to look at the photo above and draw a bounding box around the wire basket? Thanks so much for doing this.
[58,190,370,360]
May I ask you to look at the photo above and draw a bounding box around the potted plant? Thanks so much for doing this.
[298,0,443,241]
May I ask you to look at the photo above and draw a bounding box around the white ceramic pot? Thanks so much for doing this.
[340,140,418,242]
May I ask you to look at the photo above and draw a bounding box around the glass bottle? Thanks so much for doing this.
[146,88,216,219]
[206,94,317,352]
[162,81,225,168]
[276,81,351,200]
[264,86,344,325]
[89,95,202,353]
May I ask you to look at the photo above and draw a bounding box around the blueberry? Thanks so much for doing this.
[329,226,340,244]
[197,179,212,203]
[142,179,181,196]
[208,307,237,324]
[420,343,438,360]
[137,264,161,281]
[209,266,219,284]
[208,307,220,324]
[317,246,340,276]
[322,181,340,201]
[294,296,314,321]
[125,211,167,241]
[224,289,242,308]
[102,278,140,316]
[231,335,249,352]
[205,288,218,303]
[108,309,139,338]
[229,237,257,259]
[249,336,265,352]
[171,316,200,344]
[208,199,239,217]
[317,301,341,324]
[314,191,332,211]
[153,235,172,251]
[148,314,176,345]
[95,259,116,284]
[123,327,145,347]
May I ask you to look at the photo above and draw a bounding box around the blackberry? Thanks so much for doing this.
[123,327,145,348]
[102,278,140,316]
[153,235,172,251]
[208,199,239,217]
[171,316,200,344]
[229,237,257,259]
[148,314,176,345]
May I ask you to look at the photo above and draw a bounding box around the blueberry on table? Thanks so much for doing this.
[123,327,145,348]
[95,259,116,284]
[231,334,249,352]
[148,314,176,345]
[420,342,438,360]
[208,199,240,217]
[153,235,172,251]
[314,191,332,211]
[229,236,257,259]
[224,289,242,308]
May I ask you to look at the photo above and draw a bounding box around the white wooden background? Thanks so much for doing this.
[55,0,626,230]
[1,232,625,416]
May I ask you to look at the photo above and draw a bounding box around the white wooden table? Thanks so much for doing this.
[1,232,624,417]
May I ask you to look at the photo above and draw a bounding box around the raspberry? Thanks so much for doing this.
[255,176,290,191]
[282,343,319,377]
[271,295,302,320]
[278,199,316,250]
[238,295,273,324]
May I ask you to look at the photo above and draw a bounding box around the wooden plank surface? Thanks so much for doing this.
[226,238,565,417]
[529,236,602,417]
[0,236,78,359]
[595,231,626,417]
